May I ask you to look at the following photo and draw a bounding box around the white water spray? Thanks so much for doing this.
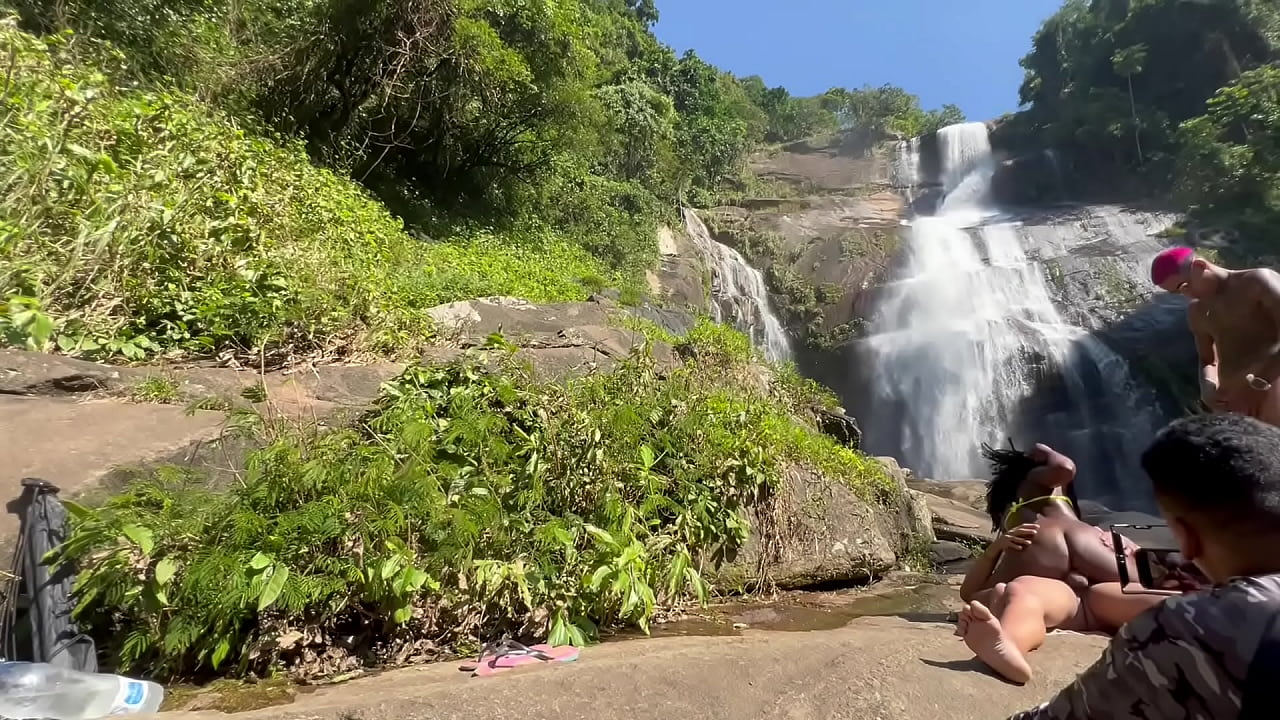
[683,208,791,362]
[862,123,1167,505]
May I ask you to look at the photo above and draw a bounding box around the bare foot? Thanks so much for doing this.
[958,600,1033,684]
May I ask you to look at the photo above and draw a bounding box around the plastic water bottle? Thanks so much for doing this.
[0,662,164,719]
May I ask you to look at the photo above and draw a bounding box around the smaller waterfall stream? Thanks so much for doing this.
[683,208,791,362]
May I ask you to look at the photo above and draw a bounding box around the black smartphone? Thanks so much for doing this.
[1134,548,1211,593]
[1110,524,1211,595]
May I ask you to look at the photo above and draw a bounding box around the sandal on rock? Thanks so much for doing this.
[460,638,579,677]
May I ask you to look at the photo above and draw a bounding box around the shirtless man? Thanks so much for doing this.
[1151,246,1280,426]
[956,442,1161,683]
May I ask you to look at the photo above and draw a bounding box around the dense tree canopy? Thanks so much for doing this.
[8,0,963,242]
[1009,0,1277,190]
[1176,65,1280,233]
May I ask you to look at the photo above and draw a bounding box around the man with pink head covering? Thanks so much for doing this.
[1151,246,1280,426]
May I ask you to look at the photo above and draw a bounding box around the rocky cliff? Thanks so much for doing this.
[695,125,1203,510]
[692,131,909,397]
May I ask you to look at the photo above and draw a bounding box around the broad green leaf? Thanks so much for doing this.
[392,605,412,624]
[548,615,571,647]
[211,638,231,669]
[588,565,611,590]
[257,565,289,611]
[402,567,430,592]
[639,445,655,469]
[582,524,619,549]
[380,555,404,581]
[249,552,272,570]
[30,313,53,346]
[154,557,177,586]
[686,567,710,605]
[668,550,690,598]
[619,541,643,567]
[61,500,94,522]
[568,621,590,647]
[121,524,154,556]
[551,526,574,547]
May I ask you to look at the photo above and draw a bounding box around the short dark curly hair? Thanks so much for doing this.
[1142,413,1280,533]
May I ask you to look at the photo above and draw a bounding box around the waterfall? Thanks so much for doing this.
[682,208,791,363]
[860,122,1168,510]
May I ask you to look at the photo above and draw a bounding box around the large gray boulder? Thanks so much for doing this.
[713,460,932,591]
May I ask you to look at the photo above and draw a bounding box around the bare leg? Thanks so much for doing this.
[957,576,1080,684]
[957,601,1033,684]
[1083,582,1167,634]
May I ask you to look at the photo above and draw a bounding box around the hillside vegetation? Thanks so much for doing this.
[0,0,963,363]
[0,21,616,361]
[55,324,898,680]
[1005,0,1280,248]
[0,0,934,684]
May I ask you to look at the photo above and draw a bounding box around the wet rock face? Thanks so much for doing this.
[650,225,711,315]
[990,151,1069,206]
[813,407,862,449]
[702,129,908,362]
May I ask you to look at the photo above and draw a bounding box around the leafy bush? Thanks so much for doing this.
[55,330,894,680]
[1175,66,1280,236]
[0,20,614,359]
[1010,0,1275,185]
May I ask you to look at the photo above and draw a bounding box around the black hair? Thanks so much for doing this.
[982,442,1041,532]
[981,441,1082,531]
[1141,413,1280,532]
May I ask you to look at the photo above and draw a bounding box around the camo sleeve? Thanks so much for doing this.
[1005,576,1279,720]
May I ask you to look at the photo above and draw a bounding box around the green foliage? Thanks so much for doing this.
[129,375,181,404]
[739,76,838,144]
[254,0,596,215]
[1011,0,1275,185]
[0,20,614,360]
[56,330,892,680]
[1175,65,1280,235]
[1006,0,1280,254]
[595,80,677,183]
[4,0,967,333]
[610,312,679,346]
[821,85,965,138]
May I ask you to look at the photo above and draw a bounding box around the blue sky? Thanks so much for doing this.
[653,0,1064,122]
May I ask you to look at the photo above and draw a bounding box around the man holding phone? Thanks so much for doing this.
[1004,413,1280,720]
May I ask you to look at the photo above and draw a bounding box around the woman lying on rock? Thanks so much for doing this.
[954,442,1167,684]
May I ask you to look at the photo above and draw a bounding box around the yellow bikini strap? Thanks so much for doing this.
[1003,494,1074,532]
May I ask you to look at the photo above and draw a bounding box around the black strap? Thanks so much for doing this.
[472,636,554,670]
[1240,604,1280,720]
[0,483,33,662]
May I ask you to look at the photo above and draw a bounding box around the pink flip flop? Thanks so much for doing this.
[460,639,580,677]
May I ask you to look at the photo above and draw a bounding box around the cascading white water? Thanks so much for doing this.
[682,208,791,362]
[862,122,1167,506]
[891,137,922,197]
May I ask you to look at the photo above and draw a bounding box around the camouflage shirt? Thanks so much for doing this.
[1006,573,1280,720]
